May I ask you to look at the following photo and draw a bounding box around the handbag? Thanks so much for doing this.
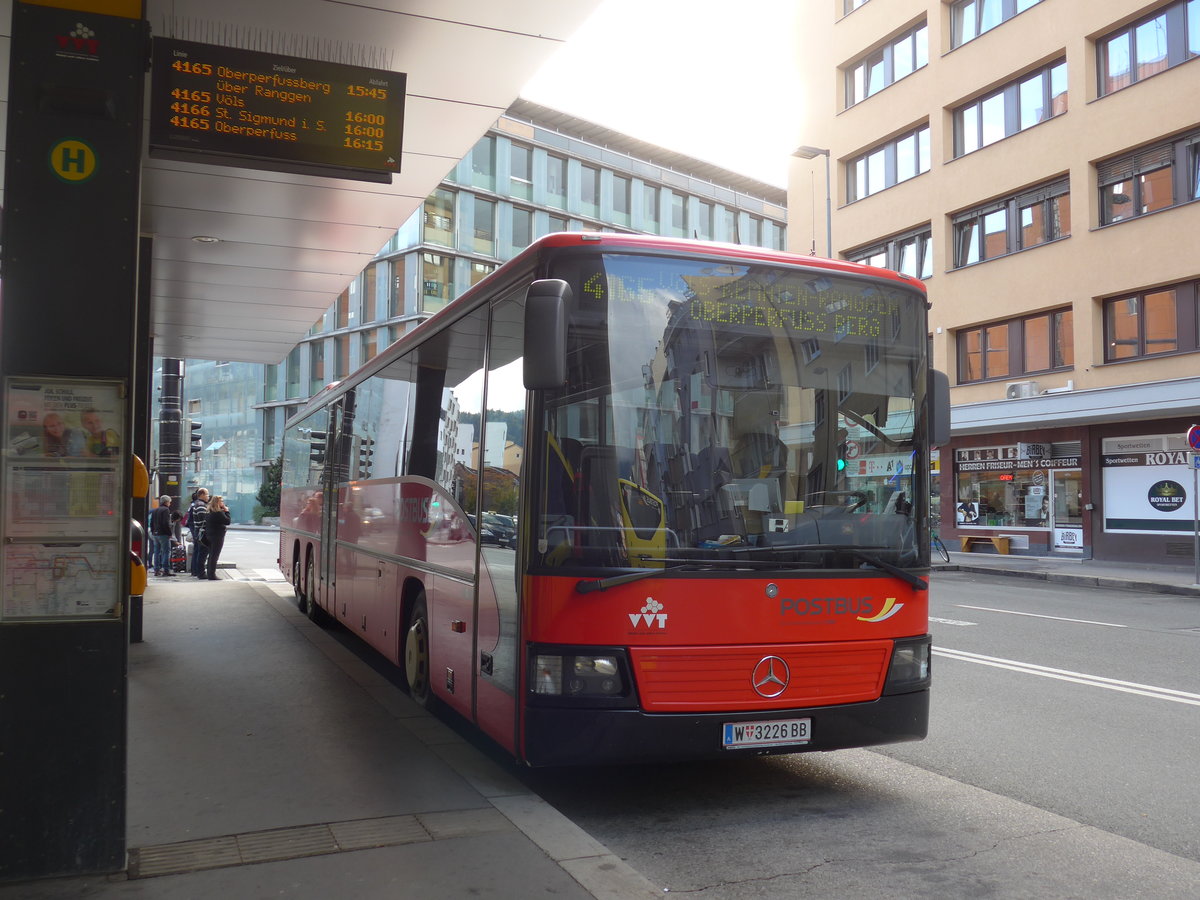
[199,529,210,547]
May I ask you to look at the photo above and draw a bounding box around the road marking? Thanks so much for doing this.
[930,616,977,627]
[934,647,1200,706]
[956,604,1127,628]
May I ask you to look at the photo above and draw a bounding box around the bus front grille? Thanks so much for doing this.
[629,641,893,712]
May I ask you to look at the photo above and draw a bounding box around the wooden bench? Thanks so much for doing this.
[960,535,1011,554]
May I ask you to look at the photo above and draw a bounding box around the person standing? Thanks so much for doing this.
[203,495,231,580]
[149,495,175,577]
[187,488,210,577]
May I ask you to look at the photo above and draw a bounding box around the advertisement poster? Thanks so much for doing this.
[2,378,126,619]
[1101,434,1192,535]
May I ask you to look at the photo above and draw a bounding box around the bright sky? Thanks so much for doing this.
[521,0,801,188]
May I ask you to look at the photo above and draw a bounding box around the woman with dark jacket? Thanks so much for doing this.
[203,495,232,580]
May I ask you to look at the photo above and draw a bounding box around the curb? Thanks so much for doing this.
[934,563,1200,598]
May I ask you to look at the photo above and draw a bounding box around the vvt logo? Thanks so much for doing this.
[629,597,667,629]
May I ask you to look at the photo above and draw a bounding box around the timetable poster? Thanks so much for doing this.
[4,379,125,540]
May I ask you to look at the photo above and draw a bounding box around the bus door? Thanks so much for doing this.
[318,394,351,614]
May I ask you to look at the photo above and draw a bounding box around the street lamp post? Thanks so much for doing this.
[793,145,832,258]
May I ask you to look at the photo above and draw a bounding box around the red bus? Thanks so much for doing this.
[280,233,949,766]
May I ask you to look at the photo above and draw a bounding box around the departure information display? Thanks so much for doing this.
[149,38,405,183]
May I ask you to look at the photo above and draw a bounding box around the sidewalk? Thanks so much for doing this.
[3,570,658,899]
[935,550,1200,597]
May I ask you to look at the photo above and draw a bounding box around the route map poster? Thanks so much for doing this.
[2,378,125,620]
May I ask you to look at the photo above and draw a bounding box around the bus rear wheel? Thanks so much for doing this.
[404,594,432,708]
[305,555,330,627]
[292,556,305,610]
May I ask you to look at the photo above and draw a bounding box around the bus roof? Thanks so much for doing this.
[286,232,927,427]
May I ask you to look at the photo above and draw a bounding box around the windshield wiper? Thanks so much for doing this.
[575,549,926,593]
[845,548,927,590]
[575,563,693,594]
[742,544,927,591]
[575,558,806,594]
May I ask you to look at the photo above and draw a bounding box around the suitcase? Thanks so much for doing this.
[170,542,188,573]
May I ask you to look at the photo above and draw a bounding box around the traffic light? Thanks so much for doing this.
[189,420,203,454]
[309,431,327,466]
[836,442,847,472]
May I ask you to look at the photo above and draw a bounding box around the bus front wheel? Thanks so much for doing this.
[404,594,432,708]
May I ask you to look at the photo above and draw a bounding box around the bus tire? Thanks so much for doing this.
[305,554,330,627]
[292,555,305,610]
[404,593,433,708]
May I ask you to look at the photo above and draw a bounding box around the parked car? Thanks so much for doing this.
[481,513,517,548]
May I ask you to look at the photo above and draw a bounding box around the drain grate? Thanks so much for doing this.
[128,810,495,879]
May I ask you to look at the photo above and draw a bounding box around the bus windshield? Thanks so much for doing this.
[535,251,929,573]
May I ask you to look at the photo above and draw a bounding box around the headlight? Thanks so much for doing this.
[883,636,931,694]
[530,648,632,705]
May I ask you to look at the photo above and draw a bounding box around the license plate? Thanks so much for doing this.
[722,717,811,750]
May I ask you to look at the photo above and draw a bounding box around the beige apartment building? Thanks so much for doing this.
[789,0,1200,564]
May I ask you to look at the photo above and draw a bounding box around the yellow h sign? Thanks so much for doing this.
[50,139,97,182]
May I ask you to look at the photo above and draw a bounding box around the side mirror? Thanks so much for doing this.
[523,279,570,390]
[928,369,951,447]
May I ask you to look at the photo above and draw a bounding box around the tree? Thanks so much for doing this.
[255,454,282,520]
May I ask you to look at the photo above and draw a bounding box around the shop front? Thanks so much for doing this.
[950,443,1083,556]
[1095,431,1196,564]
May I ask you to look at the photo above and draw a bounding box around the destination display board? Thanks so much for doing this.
[149,38,405,183]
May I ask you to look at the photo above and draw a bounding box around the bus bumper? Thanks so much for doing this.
[523,690,928,767]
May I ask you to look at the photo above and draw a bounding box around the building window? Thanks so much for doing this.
[422,252,452,313]
[423,188,454,246]
[1097,129,1200,225]
[643,185,660,230]
[580,165,599,218]
[471,136,495,190]
[695,201,713,240]
[1104,286,1186,361]
[362,263,377,322]
[957,308,1072,383]
[612,175,631,226]
[547,214,567,233]
[845,22,928,107]
[954,59,1066,157]
[953,178,1069,267]
[473,197,495,256]
[358,330,377,366]
[309,341,326,395]
[512,207,532,249]
[669,193,686,237]
[470,261,495,287]
[389,260,402,318]
[285,346,301,399]
[334,335,350,379]
[546,155,566,208]
[951,0,1043,49]
[509,143,532,200]
[1098,1,1199,96]
[844,0,870,13]
[847,225,933,280]
[336,289,350,329]
[848,125,930,201]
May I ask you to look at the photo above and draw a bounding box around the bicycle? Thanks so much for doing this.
[930,530,950,563]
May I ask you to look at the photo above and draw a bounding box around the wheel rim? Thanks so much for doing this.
[405,613,429,700]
